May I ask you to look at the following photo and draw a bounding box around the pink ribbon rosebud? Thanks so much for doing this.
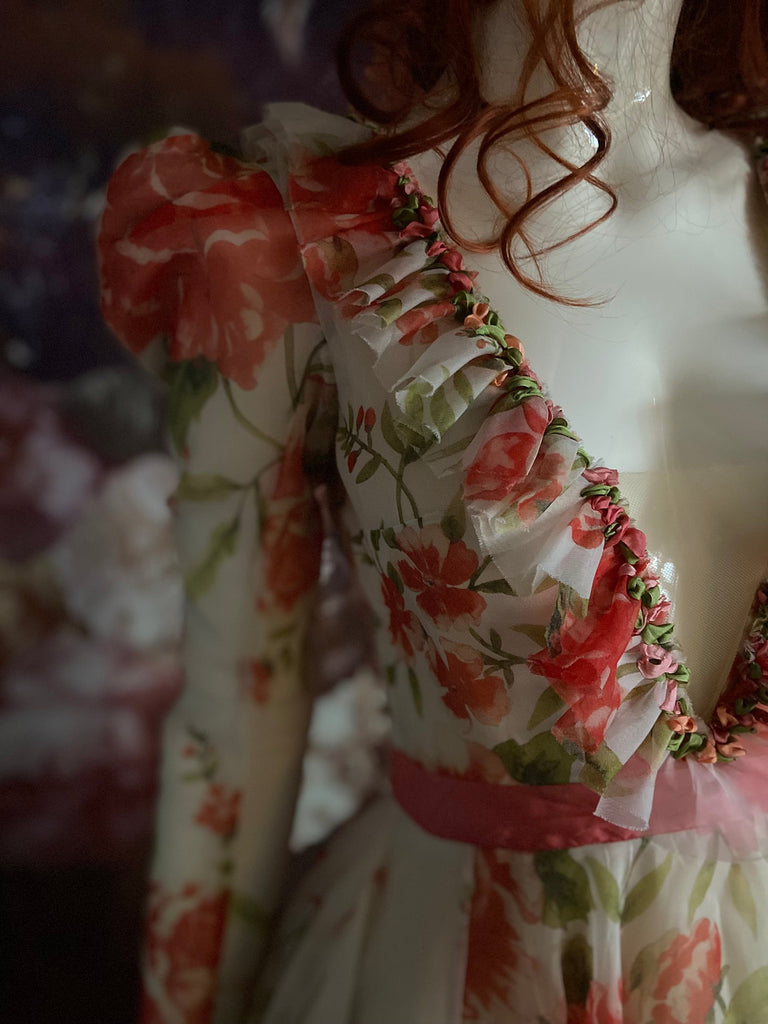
[666,714,697,734]
[717,740,747,758]
[463,301,491,329]
[695,738,718,764]
[638,643,678,679]
[582,466,619,487]
[714,705,739,730]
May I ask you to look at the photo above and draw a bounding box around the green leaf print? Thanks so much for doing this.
[585,856,622,922]
[429,389,455,434]
[472,578,516,595]
[382,527,399,549]
[724,968,768,1024]
[164,357,219,455]
[579,744,624,791]
[727,863,757,938]
[362,272,395,293]
[534,850,593,928]
[419,272,452,299]
[403,378,432,424]
[688,861,717,924]
[440,490,466,542]
[621,852,672,924]
[356,455,381,484]
[561,934,593,1006]
[627,930,677,993]
[513,623,548,649]
[377,297,403,326]
[175,473,243,502]
[404,386,424,422]
[386,562,404,593]
[453,369,475,407]
[381,401,406,454]
[527,687,566,730]
[408,667,423,716]
[493,732,575,786]
[185,518,239,599]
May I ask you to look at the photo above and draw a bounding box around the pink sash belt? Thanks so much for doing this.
[390,736,768,851]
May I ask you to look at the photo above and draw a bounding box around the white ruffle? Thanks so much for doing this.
[249,103,696,831]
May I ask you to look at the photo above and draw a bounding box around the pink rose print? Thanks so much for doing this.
[569,503,608,550]
[625,919,722,1024]
[380,574,424,657]
[260,498,322,614]
[463,848,526,1021]
[396,524,486,629]
[530,544,639,753]
[651,921,724,1024]
[140,884,228,1024]
[395,301,455,346]
[567,981,623,1024]
[505,448,568,527]
[238,659,272,705]
[194,783,241,837]
[99,134,317,389]
[464,399,549,503]
[429,639,511,725]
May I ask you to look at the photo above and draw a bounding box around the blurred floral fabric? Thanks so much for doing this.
[0,365,389,865]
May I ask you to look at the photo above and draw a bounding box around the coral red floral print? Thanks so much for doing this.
[194,783,242,837]
[395,524,486,629]
[99,134,316,389]
[429,639,512,725]
[462,848,528,1021]
[624,919,722,1024]
[141,885,228,1024]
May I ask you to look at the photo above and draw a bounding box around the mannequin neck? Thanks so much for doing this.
[474,0,700,200]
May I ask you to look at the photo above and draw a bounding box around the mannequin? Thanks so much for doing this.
[405,0,768,713]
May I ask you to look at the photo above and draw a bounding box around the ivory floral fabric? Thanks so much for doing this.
[99,105,768,1024]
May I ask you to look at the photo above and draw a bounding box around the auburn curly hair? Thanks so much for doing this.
[336,0,768,304]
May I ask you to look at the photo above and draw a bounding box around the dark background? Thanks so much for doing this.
[0,3,349,1020]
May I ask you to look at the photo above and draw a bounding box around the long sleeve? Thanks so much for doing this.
[98,135,333,1024]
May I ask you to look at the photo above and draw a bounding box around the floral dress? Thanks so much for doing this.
[98,104,768,1024]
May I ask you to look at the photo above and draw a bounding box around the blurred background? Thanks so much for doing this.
[0,3,390,1020]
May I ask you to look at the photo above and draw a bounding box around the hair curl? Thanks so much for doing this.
[336,0,768,304]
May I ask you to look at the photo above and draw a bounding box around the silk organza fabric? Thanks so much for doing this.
[98,104,768,1024]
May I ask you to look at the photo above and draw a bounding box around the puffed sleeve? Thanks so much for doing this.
[99,135,334,1024]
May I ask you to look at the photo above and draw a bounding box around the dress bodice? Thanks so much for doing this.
[404,126,768,714]
[98,100,768,1024]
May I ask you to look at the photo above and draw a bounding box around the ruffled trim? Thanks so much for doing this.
[256,103,754,830]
